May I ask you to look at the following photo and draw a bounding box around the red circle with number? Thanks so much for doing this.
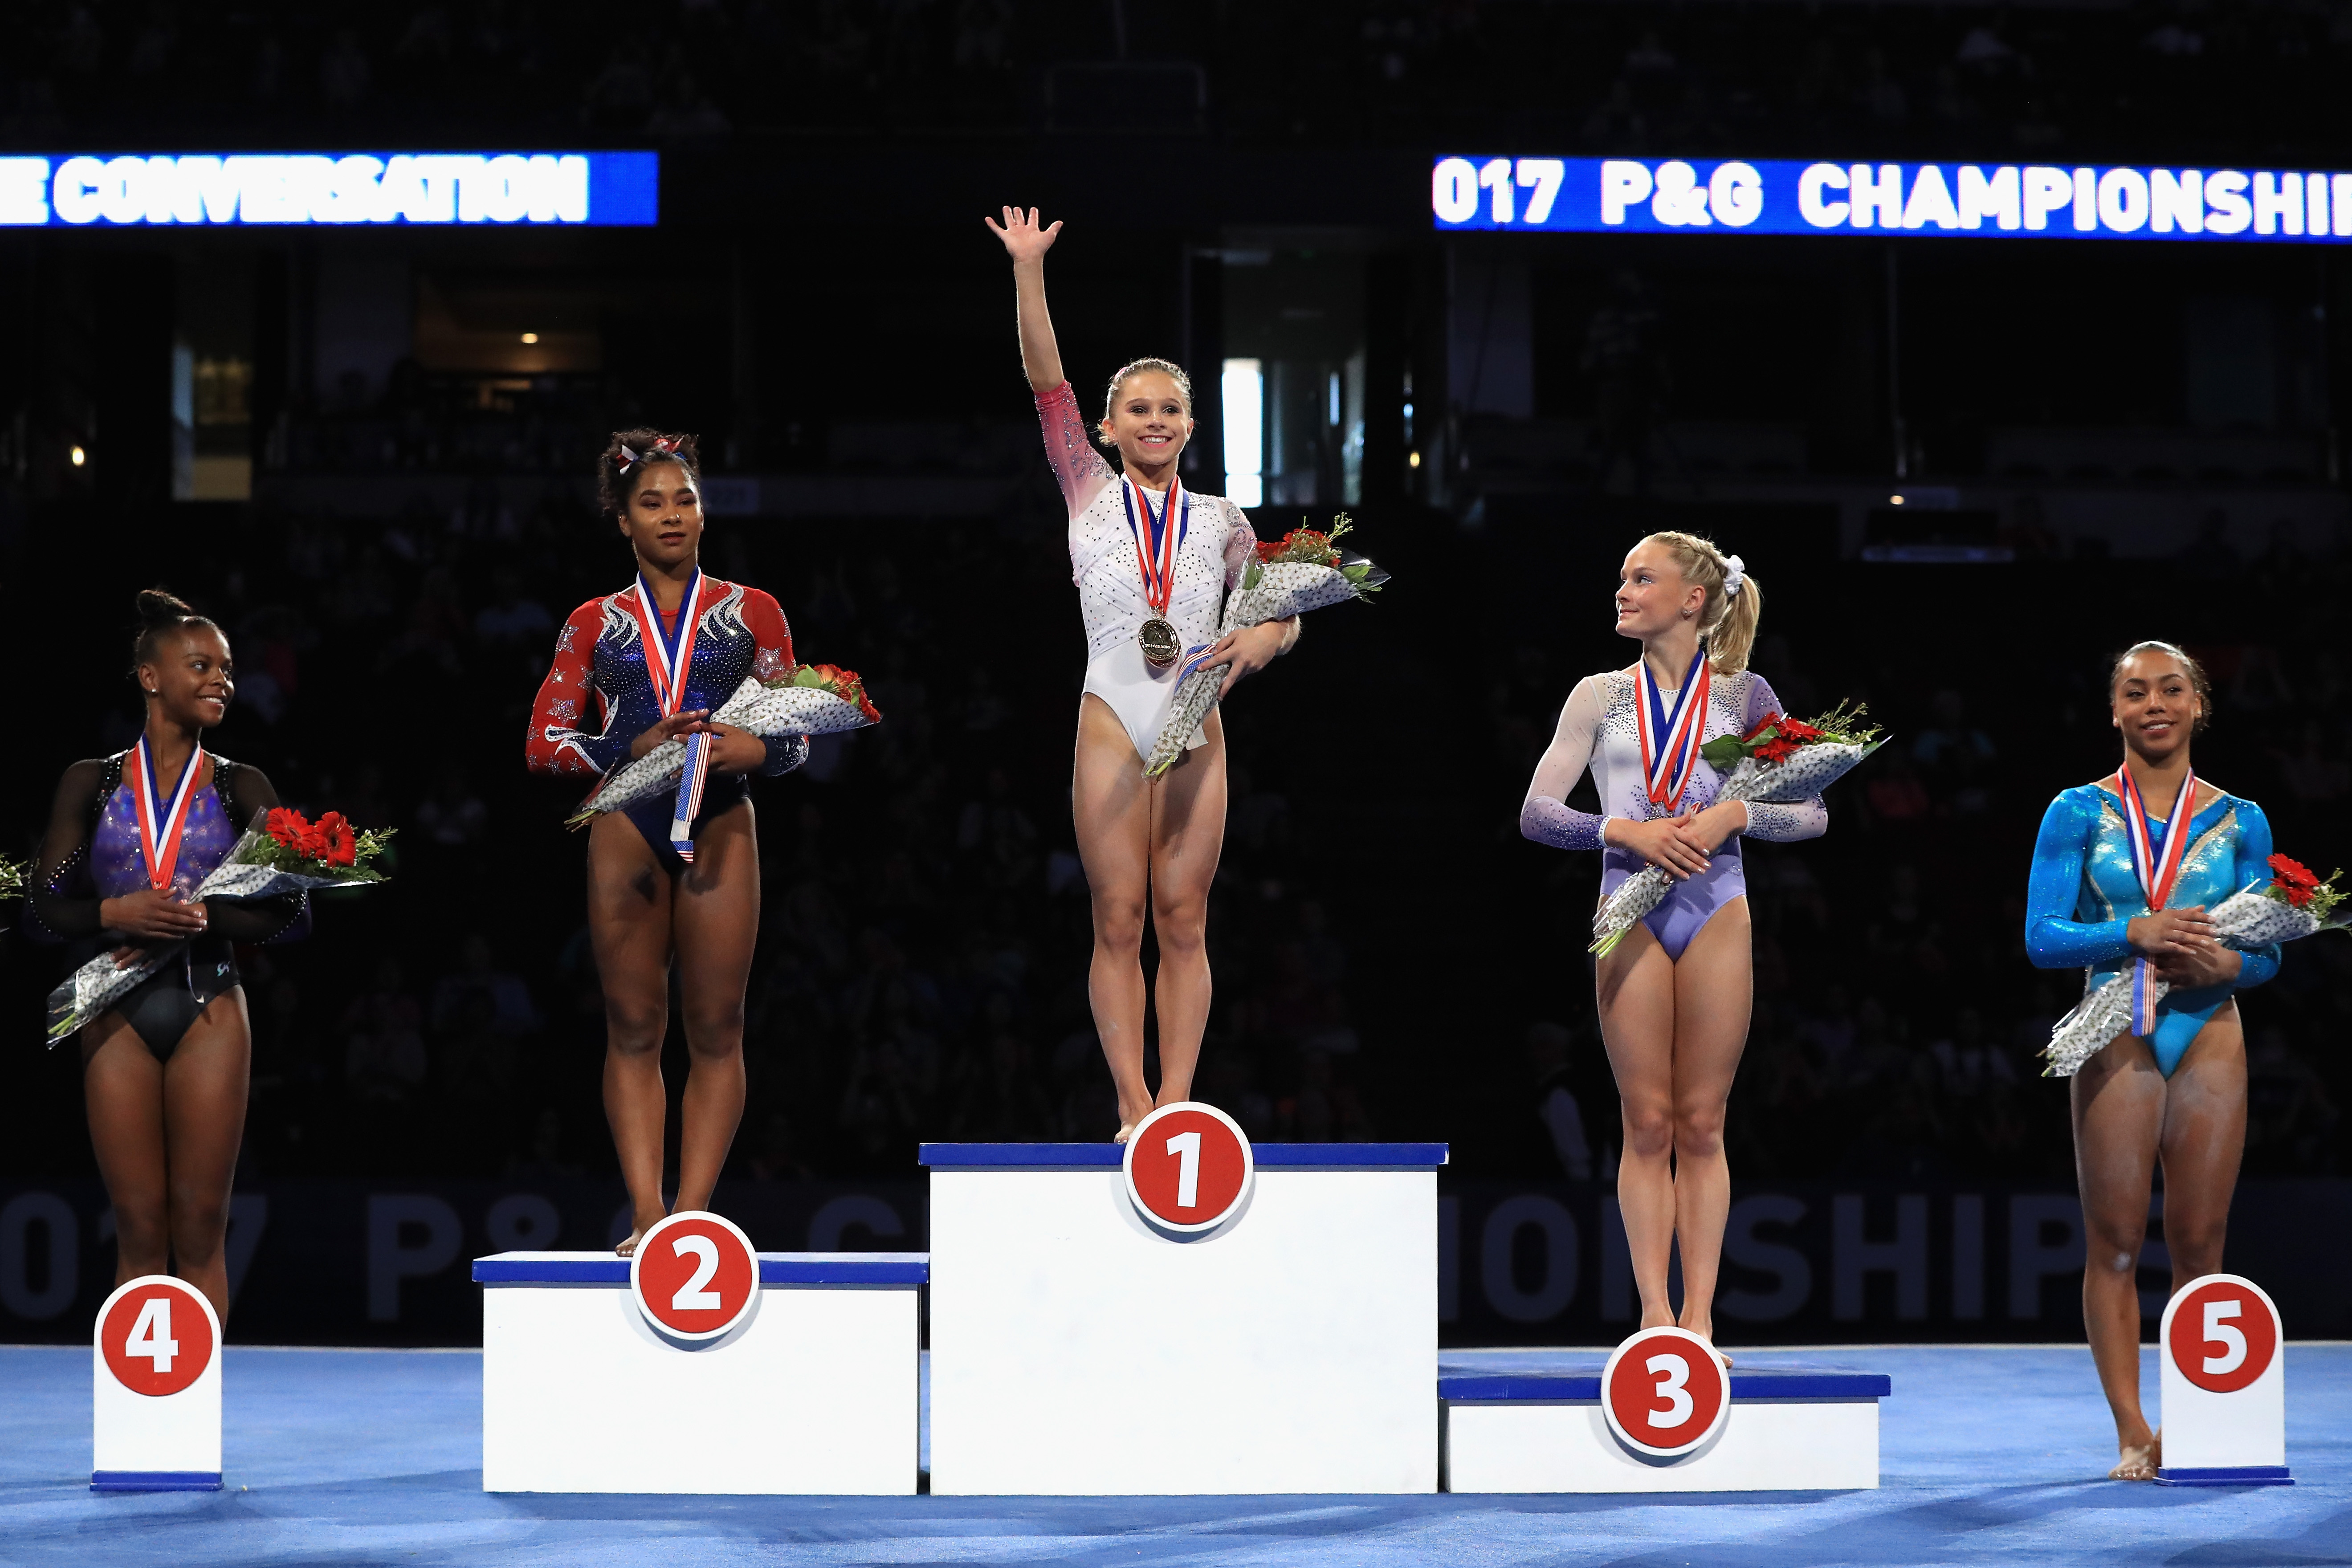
[2169,1277,2278,1394]
[1122,1103,1252,1232]
[629,1212,758,1341]
[98,1278,215,1398]
[1603,1327,1728,1457]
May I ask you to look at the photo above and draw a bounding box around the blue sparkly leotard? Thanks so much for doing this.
[526,575,809,859]
[2024,782,2280,1076]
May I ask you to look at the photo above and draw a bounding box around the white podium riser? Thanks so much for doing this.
[929,1166,1438,1495]
[482,1284,917,1495]
[1444,1401,1881,1493]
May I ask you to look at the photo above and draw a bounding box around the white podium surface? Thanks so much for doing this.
[1442,1363,1887,1493]
[923,1141,1445,1496]
[474,1250,925,1495]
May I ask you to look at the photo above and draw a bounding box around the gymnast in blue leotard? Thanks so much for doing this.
[1520,532,1827,1364]
[2024,640,2275,1482]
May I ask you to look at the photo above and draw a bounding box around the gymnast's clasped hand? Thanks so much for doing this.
[2128,904,2243,989]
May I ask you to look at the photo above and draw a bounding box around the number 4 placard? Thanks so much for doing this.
[1121,1102,1253,1235]
[93,1275,222,1491]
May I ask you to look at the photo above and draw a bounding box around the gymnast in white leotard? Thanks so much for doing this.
[988,206,1300,1140]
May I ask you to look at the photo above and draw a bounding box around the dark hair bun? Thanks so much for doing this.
[597,429,703,523]
[136,586,197,626]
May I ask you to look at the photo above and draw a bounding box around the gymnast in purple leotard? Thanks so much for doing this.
[1519,532,1826,1362]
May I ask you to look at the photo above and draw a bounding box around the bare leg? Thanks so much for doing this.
[82,1013,171,1288]
[1073,695,1157,1132]
[1597,919,1679,1331]
[1667,898,1753,1345]
[2071,1029,2166,1478]
[669,802,759,1215]
[1146,710,1227,1107]
[158,990,253,1323]
[587,810,676,1254]
[2157,1007,2247,1458]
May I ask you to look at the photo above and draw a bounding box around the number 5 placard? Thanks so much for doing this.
[1121,1102,1253,1235]
[628,1211,759,1344]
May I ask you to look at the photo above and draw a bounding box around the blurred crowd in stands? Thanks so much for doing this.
[8,1,2352,161]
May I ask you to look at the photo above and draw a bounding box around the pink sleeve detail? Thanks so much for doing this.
[1035,380,1114,519]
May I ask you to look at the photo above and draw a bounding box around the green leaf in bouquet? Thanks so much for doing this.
[1698,734,1753,770]
[1242,560,1263,590]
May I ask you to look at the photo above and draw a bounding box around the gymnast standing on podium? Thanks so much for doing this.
[986,206,1300,1141]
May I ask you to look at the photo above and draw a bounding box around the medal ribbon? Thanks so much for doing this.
[2116,765,2196,1038]
[127,734,204,894]
[1121,475,1187,618]
[1634,644,1711,812]
[626,570,715,863]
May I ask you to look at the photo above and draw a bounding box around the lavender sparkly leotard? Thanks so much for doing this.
[1520,665,1827,960]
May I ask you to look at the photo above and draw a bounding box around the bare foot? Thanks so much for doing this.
[614,1214,665,1258]
[2110,1430,2160,1481]
[1113,1122,1138,1144]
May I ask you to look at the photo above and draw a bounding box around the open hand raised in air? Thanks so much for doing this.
[985,207,1062,264]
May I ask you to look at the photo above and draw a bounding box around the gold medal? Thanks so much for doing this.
[1139,618,1181,668]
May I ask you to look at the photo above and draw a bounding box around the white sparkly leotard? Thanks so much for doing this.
[1035,381,1257,762]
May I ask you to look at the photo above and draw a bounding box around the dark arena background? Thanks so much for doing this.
[1,3,2349,1559]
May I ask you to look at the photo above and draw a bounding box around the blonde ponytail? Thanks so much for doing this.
[1639,530,1761,673]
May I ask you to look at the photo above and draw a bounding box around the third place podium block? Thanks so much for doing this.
[923,1107,1445,1495]
[474,1212,925,1495]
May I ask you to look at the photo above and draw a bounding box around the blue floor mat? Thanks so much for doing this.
[2,1343,2344,1566]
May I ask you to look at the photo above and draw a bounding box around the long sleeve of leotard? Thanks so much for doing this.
[2226,798,2282,990]
[526,599,628,778]
[1520,677,1609,851]
[210,762,310,944]
[1035,380,1116,520]
[738,588,810,778]
[2024,789,2132,969]
[1738,673,1829,842]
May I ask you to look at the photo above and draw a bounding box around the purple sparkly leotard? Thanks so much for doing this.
[1520,665,1828,960]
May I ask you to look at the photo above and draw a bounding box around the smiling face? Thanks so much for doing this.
[1097,370,1192,477]
[1614,541,1707,641]
[140,624,235,731]
[2111,648,2202,764]
[616,459,704,571]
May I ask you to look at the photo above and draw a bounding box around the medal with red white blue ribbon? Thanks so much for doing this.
[1635,644,1712,813]
[627,569,711,863]
[1122,474,1187,667]
[2116,763,2196,1038]
[126,734,205,894]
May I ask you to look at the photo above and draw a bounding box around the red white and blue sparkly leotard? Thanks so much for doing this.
[525,575,808,847]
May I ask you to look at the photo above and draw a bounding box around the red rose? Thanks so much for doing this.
[1754,737,1800,765]
[1254,540,1283,562]
[1777,717,1826,743]
[2268,853,2319,889]
[2284,882,2315,908]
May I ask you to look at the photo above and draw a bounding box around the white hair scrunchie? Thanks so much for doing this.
[1721,554,1747,599]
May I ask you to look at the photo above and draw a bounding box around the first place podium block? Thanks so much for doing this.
[475,1248,926,1495]
[922,1138,1445,1495]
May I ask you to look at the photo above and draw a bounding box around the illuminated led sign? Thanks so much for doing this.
[0,152,658,227]
[1433,156,2352,243]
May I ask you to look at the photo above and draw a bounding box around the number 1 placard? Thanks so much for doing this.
[1121,1102,1253,1234]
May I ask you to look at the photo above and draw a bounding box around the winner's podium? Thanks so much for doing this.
[474,1236,925,1495]
[922,1130,1445,1495]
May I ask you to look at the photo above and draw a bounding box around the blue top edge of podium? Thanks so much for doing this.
[918,1142,1450,1168]
[1439,1369,1892,1402]
[472,1251,930,1286]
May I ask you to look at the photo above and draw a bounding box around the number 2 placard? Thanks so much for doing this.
[1121,1102,1253,1234]
[628,1211,759,1344]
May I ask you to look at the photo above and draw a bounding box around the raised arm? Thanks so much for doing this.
[987,207,1114,518]
[1520,679,1609,851]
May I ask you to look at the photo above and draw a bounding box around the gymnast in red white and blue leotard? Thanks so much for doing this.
[525,429,806,1256]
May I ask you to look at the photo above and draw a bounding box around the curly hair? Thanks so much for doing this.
[2109,640,2214,732]
[596,429,702,522]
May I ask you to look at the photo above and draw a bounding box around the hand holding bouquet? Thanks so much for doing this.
[567,653,882,828]
[1141,514,1388,778]
[2042,855,2346,1077]
[1591,701,1884,957]
[46,810,391,1043]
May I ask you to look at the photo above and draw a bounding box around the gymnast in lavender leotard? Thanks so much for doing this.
[1517,532,1830,1367]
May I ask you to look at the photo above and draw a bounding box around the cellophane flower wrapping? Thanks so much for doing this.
[2041,883,2333,1077]
[1588,739,1885,958]
[45,823,389,1044]
[1139,529,1387,779]
[567,668,880,827]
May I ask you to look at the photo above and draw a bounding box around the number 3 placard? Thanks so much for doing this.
[628,1211,759,1343]
[1602,1326,1730,1458]
[1121,1102,1253,1234]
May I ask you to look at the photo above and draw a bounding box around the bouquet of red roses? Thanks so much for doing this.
[2042,853,2347,1076]
[1141,514,1387,778]
[1590,701,1885,956]
[46,810,391,1043]
[567,652,881,827]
